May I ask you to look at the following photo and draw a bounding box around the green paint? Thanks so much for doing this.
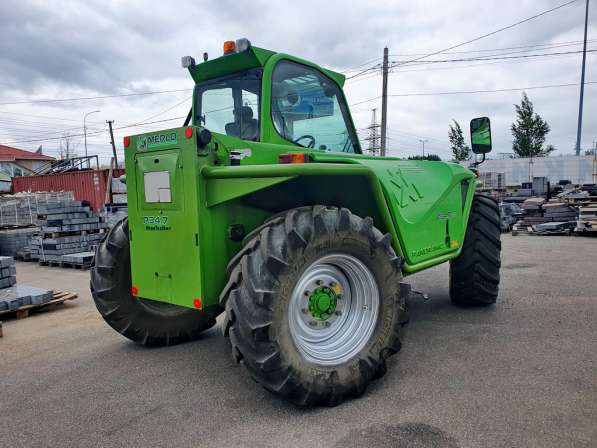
[308,286,337,321]
[136,132,178,151]
[123,43,480,311]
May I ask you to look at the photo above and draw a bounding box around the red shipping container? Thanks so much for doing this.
[12,169,125,211]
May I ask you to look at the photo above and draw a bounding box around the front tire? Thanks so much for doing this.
[220,206,407,406]
[449,195,501,306]
[91,218,219,346]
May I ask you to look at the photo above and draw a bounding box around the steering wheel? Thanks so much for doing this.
[293,135,316,148]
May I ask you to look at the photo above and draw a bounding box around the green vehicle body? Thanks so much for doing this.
[123,45,476,312]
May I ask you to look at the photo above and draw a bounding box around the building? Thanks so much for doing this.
[477,155,596,186]
[0,144,55,177]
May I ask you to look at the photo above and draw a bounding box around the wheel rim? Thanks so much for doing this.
[288,253,380,367]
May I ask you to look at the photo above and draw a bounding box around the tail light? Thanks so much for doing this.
[279,153,308,164]
[123,136,131,148]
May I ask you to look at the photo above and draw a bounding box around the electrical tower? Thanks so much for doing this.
[364,109,381,155]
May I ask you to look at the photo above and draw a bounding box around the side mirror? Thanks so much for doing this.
[470,117,492,154]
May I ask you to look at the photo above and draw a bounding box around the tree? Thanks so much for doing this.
[408,154,441,161]
[448,120,471,161]
[511,92,554,157]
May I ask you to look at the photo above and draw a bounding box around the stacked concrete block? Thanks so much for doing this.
[0,192,74,227]
[103,205,128,228]
[0,257,16,288]
[0,285,53,312]
[0,227,37,257]
[13,197,108,267]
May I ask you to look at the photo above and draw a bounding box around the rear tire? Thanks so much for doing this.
[91,218,219,346]
[449,194,501,306]
[220,206,407,406]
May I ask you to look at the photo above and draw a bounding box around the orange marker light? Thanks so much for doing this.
[131,285,139,296]
[123,136,131,148]
[184,127,193,139]
[193,298,202,309]
[223,40,236,54]
[279,153,308,164]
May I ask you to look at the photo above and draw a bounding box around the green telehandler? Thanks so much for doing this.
[91,39,501,406]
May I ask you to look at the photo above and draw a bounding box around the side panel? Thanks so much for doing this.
[125,128,204,309]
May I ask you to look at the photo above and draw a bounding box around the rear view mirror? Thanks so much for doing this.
[470,117,492,154]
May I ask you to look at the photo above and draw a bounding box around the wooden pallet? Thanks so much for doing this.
[38,260,92,270]
[0,290,78,320]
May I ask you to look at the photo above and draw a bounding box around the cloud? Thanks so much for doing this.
[0,0,595,160]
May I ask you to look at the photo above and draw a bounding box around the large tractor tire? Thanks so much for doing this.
[449,194,501,306]
[220,206,407,406]
[91,218,218,346]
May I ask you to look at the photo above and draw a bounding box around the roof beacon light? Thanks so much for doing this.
[235,38,251,52]
[223,40,236,54]
[181,56,196,68]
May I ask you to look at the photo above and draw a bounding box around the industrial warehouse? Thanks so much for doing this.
[0,1,595,447]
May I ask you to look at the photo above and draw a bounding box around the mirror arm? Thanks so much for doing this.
[470,152,486,169]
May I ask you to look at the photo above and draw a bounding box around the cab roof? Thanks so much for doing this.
[188,46,346,87]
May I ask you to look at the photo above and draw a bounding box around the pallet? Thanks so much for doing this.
[0,290,78,320]
[40,228,106,239]
[38,260,92,270]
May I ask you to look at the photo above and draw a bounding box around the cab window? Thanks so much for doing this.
[271,61,359,153]
[195,69,261,141]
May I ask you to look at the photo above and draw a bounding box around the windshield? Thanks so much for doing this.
[271,61,359,153]
[194,69,261,141]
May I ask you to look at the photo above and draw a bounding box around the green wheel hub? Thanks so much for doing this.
[308,286,337,320]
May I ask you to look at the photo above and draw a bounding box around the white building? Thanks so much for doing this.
[477,155,596,185]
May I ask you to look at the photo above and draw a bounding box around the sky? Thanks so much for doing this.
[0,0,595,163]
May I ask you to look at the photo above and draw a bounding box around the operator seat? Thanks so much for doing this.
[225,106,258,141]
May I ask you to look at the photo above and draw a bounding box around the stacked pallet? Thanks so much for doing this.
[575,206,597,234]
[0,256,16,288]
[542,202,577,222]
[519,197,547,225]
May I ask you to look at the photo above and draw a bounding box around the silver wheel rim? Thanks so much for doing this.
[288,253,380,367]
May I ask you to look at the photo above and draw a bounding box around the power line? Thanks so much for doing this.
[390,49,596,66]
[348,80,596,107]
[347,0,580,81]
[0,115,186,145]
[0,88,193,106]
[387,38,596,57]
[387,81,597,98]
[348,47,596,81]
[396,0,580,65]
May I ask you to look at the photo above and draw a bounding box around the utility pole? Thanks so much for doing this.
[419,139,427,157]
[593,141,597,183]
[84,110,100,168]
[364,109,381,155]
[107,120,119,168]
[575,0,590,156]
[380,46,389,157]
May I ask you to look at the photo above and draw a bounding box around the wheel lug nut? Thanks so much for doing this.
[309,321,317,327]
[304,290,310,296]
[324,321,331,327]
[334,311,342,316]
[329,281,337,287]
[315,279,323,286]
[301,308,308,314]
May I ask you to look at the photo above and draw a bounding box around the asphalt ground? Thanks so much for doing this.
[0,234,595,448]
